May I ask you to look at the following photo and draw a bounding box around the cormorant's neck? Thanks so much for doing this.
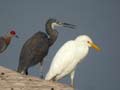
[46,23,58,46]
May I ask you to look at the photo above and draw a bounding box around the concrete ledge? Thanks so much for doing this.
[0,66,73,90]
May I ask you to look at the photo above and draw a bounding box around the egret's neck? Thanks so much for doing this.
[75,41,89,60]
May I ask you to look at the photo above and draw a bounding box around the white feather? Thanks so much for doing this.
[45,35,100,88]
[51,22,61,29]
[45,39,89,80]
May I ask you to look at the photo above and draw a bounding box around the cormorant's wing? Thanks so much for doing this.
[18,31,49,72]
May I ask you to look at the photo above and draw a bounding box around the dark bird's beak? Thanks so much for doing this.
[59,22,76,29]
[15,35,19,38]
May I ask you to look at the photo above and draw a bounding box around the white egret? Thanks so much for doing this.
[45,35,100,87]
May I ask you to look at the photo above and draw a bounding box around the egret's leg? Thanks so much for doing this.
[70,70,75,87]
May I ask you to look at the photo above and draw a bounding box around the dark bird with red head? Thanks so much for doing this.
[0,29,18,53]
[17,18,76,77]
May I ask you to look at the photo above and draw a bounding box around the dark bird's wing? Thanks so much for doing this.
[17,32,49,73]
[0,37,7,53]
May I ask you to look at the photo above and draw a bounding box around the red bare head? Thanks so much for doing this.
[10,30,16,36]
[8,28,19,38]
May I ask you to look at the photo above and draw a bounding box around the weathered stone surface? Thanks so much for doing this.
[0,66,73,90]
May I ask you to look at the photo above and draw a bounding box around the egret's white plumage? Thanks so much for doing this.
[45,35,100,87]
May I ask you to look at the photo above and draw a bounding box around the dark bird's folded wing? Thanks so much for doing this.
[0,37,7,53]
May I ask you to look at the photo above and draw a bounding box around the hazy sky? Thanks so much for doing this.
[0,0,120,90]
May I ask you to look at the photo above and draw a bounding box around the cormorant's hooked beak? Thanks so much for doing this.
[58,22,76,29]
